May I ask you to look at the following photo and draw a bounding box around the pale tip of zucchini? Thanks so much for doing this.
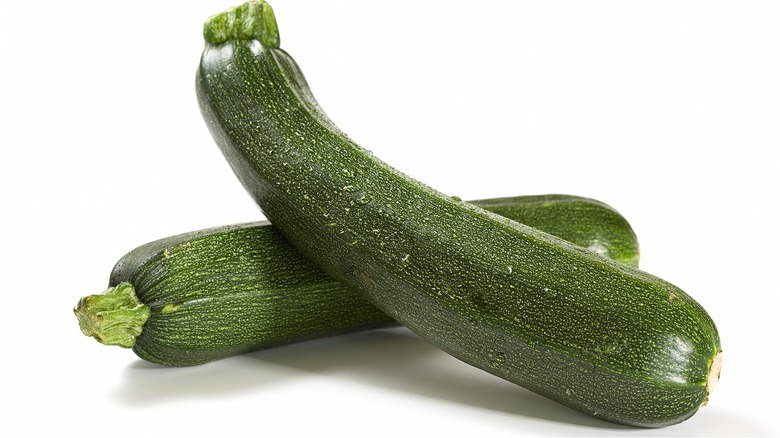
[74,282,150,349]
[703,350,723,406]
[203,0,280,48]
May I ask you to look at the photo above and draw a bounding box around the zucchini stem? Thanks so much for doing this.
[203,0,279,47]
[74,282,150,348]
[703,350,723,406]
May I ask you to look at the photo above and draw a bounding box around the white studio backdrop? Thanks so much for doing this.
[1,1,778,436]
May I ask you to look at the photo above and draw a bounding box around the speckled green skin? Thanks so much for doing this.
[475,194,639,268]
[109,195,637,366]
[196,3,720,427]
[110,222,385,366]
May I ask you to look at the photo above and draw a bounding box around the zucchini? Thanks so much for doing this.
[75,194,639,367]
[195,1,721,427]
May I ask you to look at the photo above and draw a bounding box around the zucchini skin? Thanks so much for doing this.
[108,195,637,366]
[111,222,387,366]
[474,194,639,268]
[195,2,720,427]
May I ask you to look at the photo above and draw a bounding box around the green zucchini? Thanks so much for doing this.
[75,194,638,367]
[195,1,721,427]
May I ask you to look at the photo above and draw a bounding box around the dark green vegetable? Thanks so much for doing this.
[195,1,721,427]
[75,194,638,366]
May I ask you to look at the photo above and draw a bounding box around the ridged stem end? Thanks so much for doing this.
[74,282,150,348]
[204,0,280,47]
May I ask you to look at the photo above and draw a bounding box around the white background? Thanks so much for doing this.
[1,0,778,436]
